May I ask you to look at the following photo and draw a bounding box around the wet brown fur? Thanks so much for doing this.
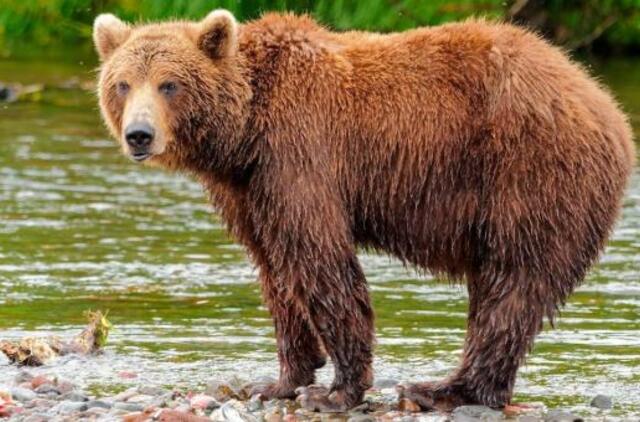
[95,12,635,411]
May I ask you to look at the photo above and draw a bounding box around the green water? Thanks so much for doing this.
[0,54,639,418]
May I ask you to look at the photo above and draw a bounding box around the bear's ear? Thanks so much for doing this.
[198,9,238,59]
[93,14,131,61]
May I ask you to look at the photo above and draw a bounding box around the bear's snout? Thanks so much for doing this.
[125,122,155,161]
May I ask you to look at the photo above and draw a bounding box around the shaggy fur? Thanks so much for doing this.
[94,11,634,412]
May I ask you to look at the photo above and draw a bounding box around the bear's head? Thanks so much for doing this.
[93,10,252,174]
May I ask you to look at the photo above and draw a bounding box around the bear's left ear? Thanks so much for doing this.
[93,14,131,61]
[198,9,238,59]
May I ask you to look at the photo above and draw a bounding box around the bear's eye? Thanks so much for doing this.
[159,81,178,97]
[116,81,130,96]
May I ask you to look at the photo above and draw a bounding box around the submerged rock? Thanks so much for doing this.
[590,394,612,409]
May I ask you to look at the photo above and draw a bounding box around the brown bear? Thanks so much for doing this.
[93,10,634,412]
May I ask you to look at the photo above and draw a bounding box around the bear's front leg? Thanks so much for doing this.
[251,273,327,399]
[251,171,375,411]
[294,252,375,412]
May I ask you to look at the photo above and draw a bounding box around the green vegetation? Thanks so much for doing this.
[1,0,639,57]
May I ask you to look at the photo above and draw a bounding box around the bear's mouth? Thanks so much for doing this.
[131,152,152,162]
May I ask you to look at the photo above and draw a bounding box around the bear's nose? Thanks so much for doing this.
[125,122,155,148]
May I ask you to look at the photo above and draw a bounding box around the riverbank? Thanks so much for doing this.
[0,369,616,421]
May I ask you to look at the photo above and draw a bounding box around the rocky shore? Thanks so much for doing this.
[1,371,615,422]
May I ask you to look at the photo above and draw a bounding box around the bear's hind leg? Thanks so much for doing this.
[399,269,552,411]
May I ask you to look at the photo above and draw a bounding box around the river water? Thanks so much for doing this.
[0,54,639,418]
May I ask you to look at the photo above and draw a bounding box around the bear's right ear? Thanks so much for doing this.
[198,9,238,59]
[93,14,131,61]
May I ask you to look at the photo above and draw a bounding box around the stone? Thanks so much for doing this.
[210,399,258,422]
[452,405,504,422]
[87,400,112,409]
[348,414,376,422]
[60,392,89,402]
[112,388,139,402]
[10,387,36,403]
[137,385,169,396]
[30,376,52,390]
[190,393,220,411]
[21,414,50,422]
[14,371,34,384]
[34,384,60,395]
[54,380,75,394]
[206,380,240,402]
[518,416,541,422]
[114,402,145,412]
[24,398,55,409]
[54,400,89,414]
[127,394,155,404]
[154,409,211,422]
[590,394,612,410]
[247,394,264,412]
[544,410,584,422]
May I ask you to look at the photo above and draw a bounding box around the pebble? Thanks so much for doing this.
[29,376,51,390]
[53,400,88,414]
[34,384,59,395]
[24,398,55,409]
[14,371,34,384]
[206,380,241,402]
[544,410,584,422]
[190,393,220,411]
[138,385,169,396]
[55,380,75,395]
[519,416,542,422]
[127,394,155,404]
[112,387,139,402]
[452,405,504,422]
[87,399,112,409]
[348,414,376,422]
[590,394,612,409]
[211,399,258,422]
[10,387,36,402]
[60,391,89,402]
[247,394,264,412]
[21,414,50,422]
[114,401,146,412]
[155,409,212,422]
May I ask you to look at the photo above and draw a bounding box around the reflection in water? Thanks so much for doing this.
[0,57,639,417]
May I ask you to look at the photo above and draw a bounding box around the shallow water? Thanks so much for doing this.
[0,54,639,418]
